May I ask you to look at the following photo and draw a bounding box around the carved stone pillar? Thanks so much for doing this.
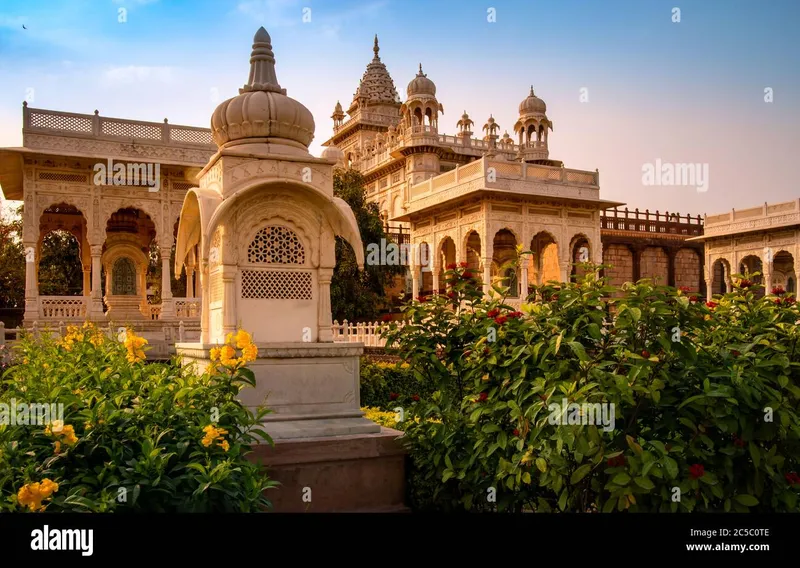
[186,263,195,299]
[520,265,529,299]
[23,242,38,321]
[200,261,210,344]
[89,245,104,318]
[318,267,333,342]
[82,267,91,297]
[159,246,175,319]
[482,256,493,296]
[221,265,236,337]
[412,267,420,299]
[705,278,713,301]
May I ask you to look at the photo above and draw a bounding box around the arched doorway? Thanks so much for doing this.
[493,229,518,297]
[739,254,764,297]
[438,237,456,292]
[710,258,731,295]
[771,251,795,295]
[530,231,559,286]
[102,208,157,320]
[570,234,591,282]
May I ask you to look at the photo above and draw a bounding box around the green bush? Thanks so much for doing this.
[384,262,800,512]
[0,324,277,512]
[360,359,435,410]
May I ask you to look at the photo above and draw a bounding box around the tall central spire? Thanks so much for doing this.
[240,26,285,95]
[373,34,380,61]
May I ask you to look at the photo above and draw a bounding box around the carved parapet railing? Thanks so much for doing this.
[148,304,162,320]
[332,320,399,348]
[22,103,217,151]
[601,207,704,237]
[701,199,800,238]
[38,296,88,320]
[175,299,201,319]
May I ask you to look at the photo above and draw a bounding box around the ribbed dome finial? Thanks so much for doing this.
[240,26,284,95]
[530,85,535,95]
[373,34,380,60]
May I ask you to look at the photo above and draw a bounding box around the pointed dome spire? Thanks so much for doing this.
[519,84,546,114]
[407,62,436,97]
[350,34,399,108]
[211,27,314,149]
[240,27,285,95]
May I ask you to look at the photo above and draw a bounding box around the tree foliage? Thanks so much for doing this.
[0,204,24,308]
[330,168,404,322]
[38,230,83,296]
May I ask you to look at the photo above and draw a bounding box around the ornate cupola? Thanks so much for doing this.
[513,85,554,162]
[456,110,474,146]
[210,26,315,157]
[482,115,501,158]
[331,100,345,129]
[400,64,443,132]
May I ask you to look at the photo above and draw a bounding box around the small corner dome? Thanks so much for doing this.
[321,146,345,162]
[519,86,546,115]
[211,27,315,148]
[407,64,436,97]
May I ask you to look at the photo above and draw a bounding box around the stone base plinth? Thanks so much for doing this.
[248,427,408,512]
[175,341,381,441]
[105,296,146,321]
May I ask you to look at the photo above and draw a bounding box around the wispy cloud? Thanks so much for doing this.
[103,65,174,85]
[316,1,389,40]
[237,0,304,28]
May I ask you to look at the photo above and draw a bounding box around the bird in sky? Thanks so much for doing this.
[22,25,27,29]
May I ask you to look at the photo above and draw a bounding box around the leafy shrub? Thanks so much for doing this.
[360,359,435,410]
[0,323,277,512]
[385,262,800,512]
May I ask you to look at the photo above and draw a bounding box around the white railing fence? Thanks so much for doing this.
[331,320,404,348]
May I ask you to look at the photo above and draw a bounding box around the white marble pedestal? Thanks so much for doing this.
[175,341,381,440]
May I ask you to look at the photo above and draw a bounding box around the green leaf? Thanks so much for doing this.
[662,456,678,479]
[442,470,454,483]
[749,441,760,468]
[570,464,592,484]
[568,342,588,362]
[555,332,563,355]
[634,476,655,490]
[612,472,631,485]
[735,494,759,507]
[558,489,568,511]
[535,458,548,473]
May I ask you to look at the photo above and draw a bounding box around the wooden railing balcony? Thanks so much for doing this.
[601,207,704,236]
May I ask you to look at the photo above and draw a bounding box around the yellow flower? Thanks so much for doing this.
[219,440,230,452]
[242,343,258,363]
[43,363,50,370]
[220,345,236,364]
[53,441,61,454]
[18,479,59,512]
[47,420,64,434]
[84,422,93,431]
[23,357,29,365]
[209,347,221,362]
[124,332,148,363]
[234,329,252,350]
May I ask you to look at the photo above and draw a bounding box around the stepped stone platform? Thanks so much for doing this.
[248,427,408,513]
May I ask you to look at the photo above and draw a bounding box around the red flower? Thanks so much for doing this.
[446,291,456,299]
[772,286,786,296]
[785,472,800,486]
[513,429,520,437]
[739,279,753,289]
[775,298,783,305]
[689,296,699,303]
[389,392,399,401]
[731,350,741,357]
[487,308,501,318]
[459,262,468,268]
[641,350,650,358]
[446,263,457,270]
[412,394,420,402]
[689,464,705,479]
[462,270,474,279]
[606,455,625,468]
[507,311,523,319]
[478,392,488,402]
[464,349,472,357]
[705,301,718,309]
[416,295,428,302]
[732,435,746,448]
[494,316,508,325]
[678,286,691,293]
[786,296,796,305]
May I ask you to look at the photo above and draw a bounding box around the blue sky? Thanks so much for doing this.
[1,0,798,215]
